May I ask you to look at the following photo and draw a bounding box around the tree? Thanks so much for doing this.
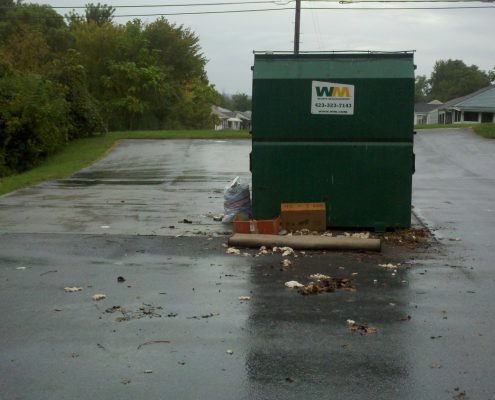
[231,93,251,111]
[85,3,115,26]
[429,59,490,102]
[414,75,430,103]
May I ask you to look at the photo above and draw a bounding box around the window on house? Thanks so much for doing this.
[463,112,478,122]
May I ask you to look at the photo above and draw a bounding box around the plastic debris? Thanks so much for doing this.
[226,349,234,355]
[309,273,330,280]
[238,296,251,301]
[449,237,461,241]
[298,278,355,296]
[226,247,241,255]
[379,263,399,270]
[285,281,304,288]
[64,287,82,292]
[222,177,252,223]
[117,276,126,283]
[144,370,153,374]
[281,259,292,268]
[347,321,378,335]
[92,294,106,301]
[16,267,27,270]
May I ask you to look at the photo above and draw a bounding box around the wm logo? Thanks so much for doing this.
[315,86,350,97]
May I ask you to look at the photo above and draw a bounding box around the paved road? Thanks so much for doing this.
[0,131,494,399]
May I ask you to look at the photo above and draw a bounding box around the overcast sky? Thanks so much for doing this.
[33,1,495,95]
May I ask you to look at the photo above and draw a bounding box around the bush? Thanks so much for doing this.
[0,71,69,176]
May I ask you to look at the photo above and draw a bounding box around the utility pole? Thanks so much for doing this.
[293,0,301,54]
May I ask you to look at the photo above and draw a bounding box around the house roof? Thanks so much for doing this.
[415,103,442,113]
[439,85,495,111]
[211,105,237,119]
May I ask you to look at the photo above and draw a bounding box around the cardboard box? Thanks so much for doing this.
[233,215,281,235]
[281,202,326,232]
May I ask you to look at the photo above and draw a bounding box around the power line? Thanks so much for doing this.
[0,1,294,9]
[108,5,495,16]
[1,4,495,18]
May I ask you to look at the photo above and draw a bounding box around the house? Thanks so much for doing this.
[414,100,443,125]
[211,105,251,130]
[437,85,495,124]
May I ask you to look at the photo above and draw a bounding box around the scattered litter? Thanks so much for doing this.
[238,296,251,301]
[121,379,131,385]
[213,215,224,222]
[64,287,83,292]
[347,232,370,239]
[226,247,241,255]
[226,349,234,355]
[178,361,186,365]
[40,269,57,276]
[431,363,442,369]
[351,272,359,276]
[285,281,304,288]
[71,352,79,358]
[379,263,399,269]
[389,303,396,306]
[347,321,378,335]
[16,267,26,270]
[243,252,250,257]
[117,276,126,283]
[137,340,170,350]
[400,315,412,321]
[281,259,292,268]
[321,232,333,237]
[278,229,288,236]
[167,312,178,318]
[144,370,153,374]
[273,246,295,257]
[257,246,270,256]
[187,313,220,319]
[100,225,110,229]
[92,294,106,301]
[373,279,378,283]
[449,237,461,241]
[298,278,355,296]
[309,273,330,280]
[453,388,467,400]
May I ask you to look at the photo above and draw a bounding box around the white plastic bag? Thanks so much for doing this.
[222,176,252,223]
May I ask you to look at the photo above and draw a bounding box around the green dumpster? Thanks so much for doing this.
[250,51,415,230]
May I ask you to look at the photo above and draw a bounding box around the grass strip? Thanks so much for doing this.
[0,130,250,196]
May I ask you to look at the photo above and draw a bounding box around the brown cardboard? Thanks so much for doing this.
[281,202,326,232]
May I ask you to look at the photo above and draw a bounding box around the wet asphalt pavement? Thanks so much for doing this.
[1,131,494,399]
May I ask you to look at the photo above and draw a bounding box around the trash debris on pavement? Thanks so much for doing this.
[243,252,250,257]
[298,277,355,296]
[257,246,270,256]
[117,276,126,283]
[16,267,26,270]
[226,247,241,255]
[181,218,193,224]
[285,281,304,288]
[226,349,234,355]
[379,263,399,271]
[238,296,251,301]
[92,294,106,301]
[430,363,442,369]
[64,287,83,292]
[222,177,252,223]
[213,214,224,222]
[309,273,330,280]
[144,370,153,374]
[281,259,292,268]
[137,340,170,350]
[121,379,131,385]
[187,312,220,319]
[448,237,461,241]
[347,321,378,335]
[273,246,295,256]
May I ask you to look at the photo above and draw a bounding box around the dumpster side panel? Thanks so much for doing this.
[251,142,413,229]
[252,78,414,141]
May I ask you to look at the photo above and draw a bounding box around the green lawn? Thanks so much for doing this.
[415,123,495,139]
[0,129,250,196]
